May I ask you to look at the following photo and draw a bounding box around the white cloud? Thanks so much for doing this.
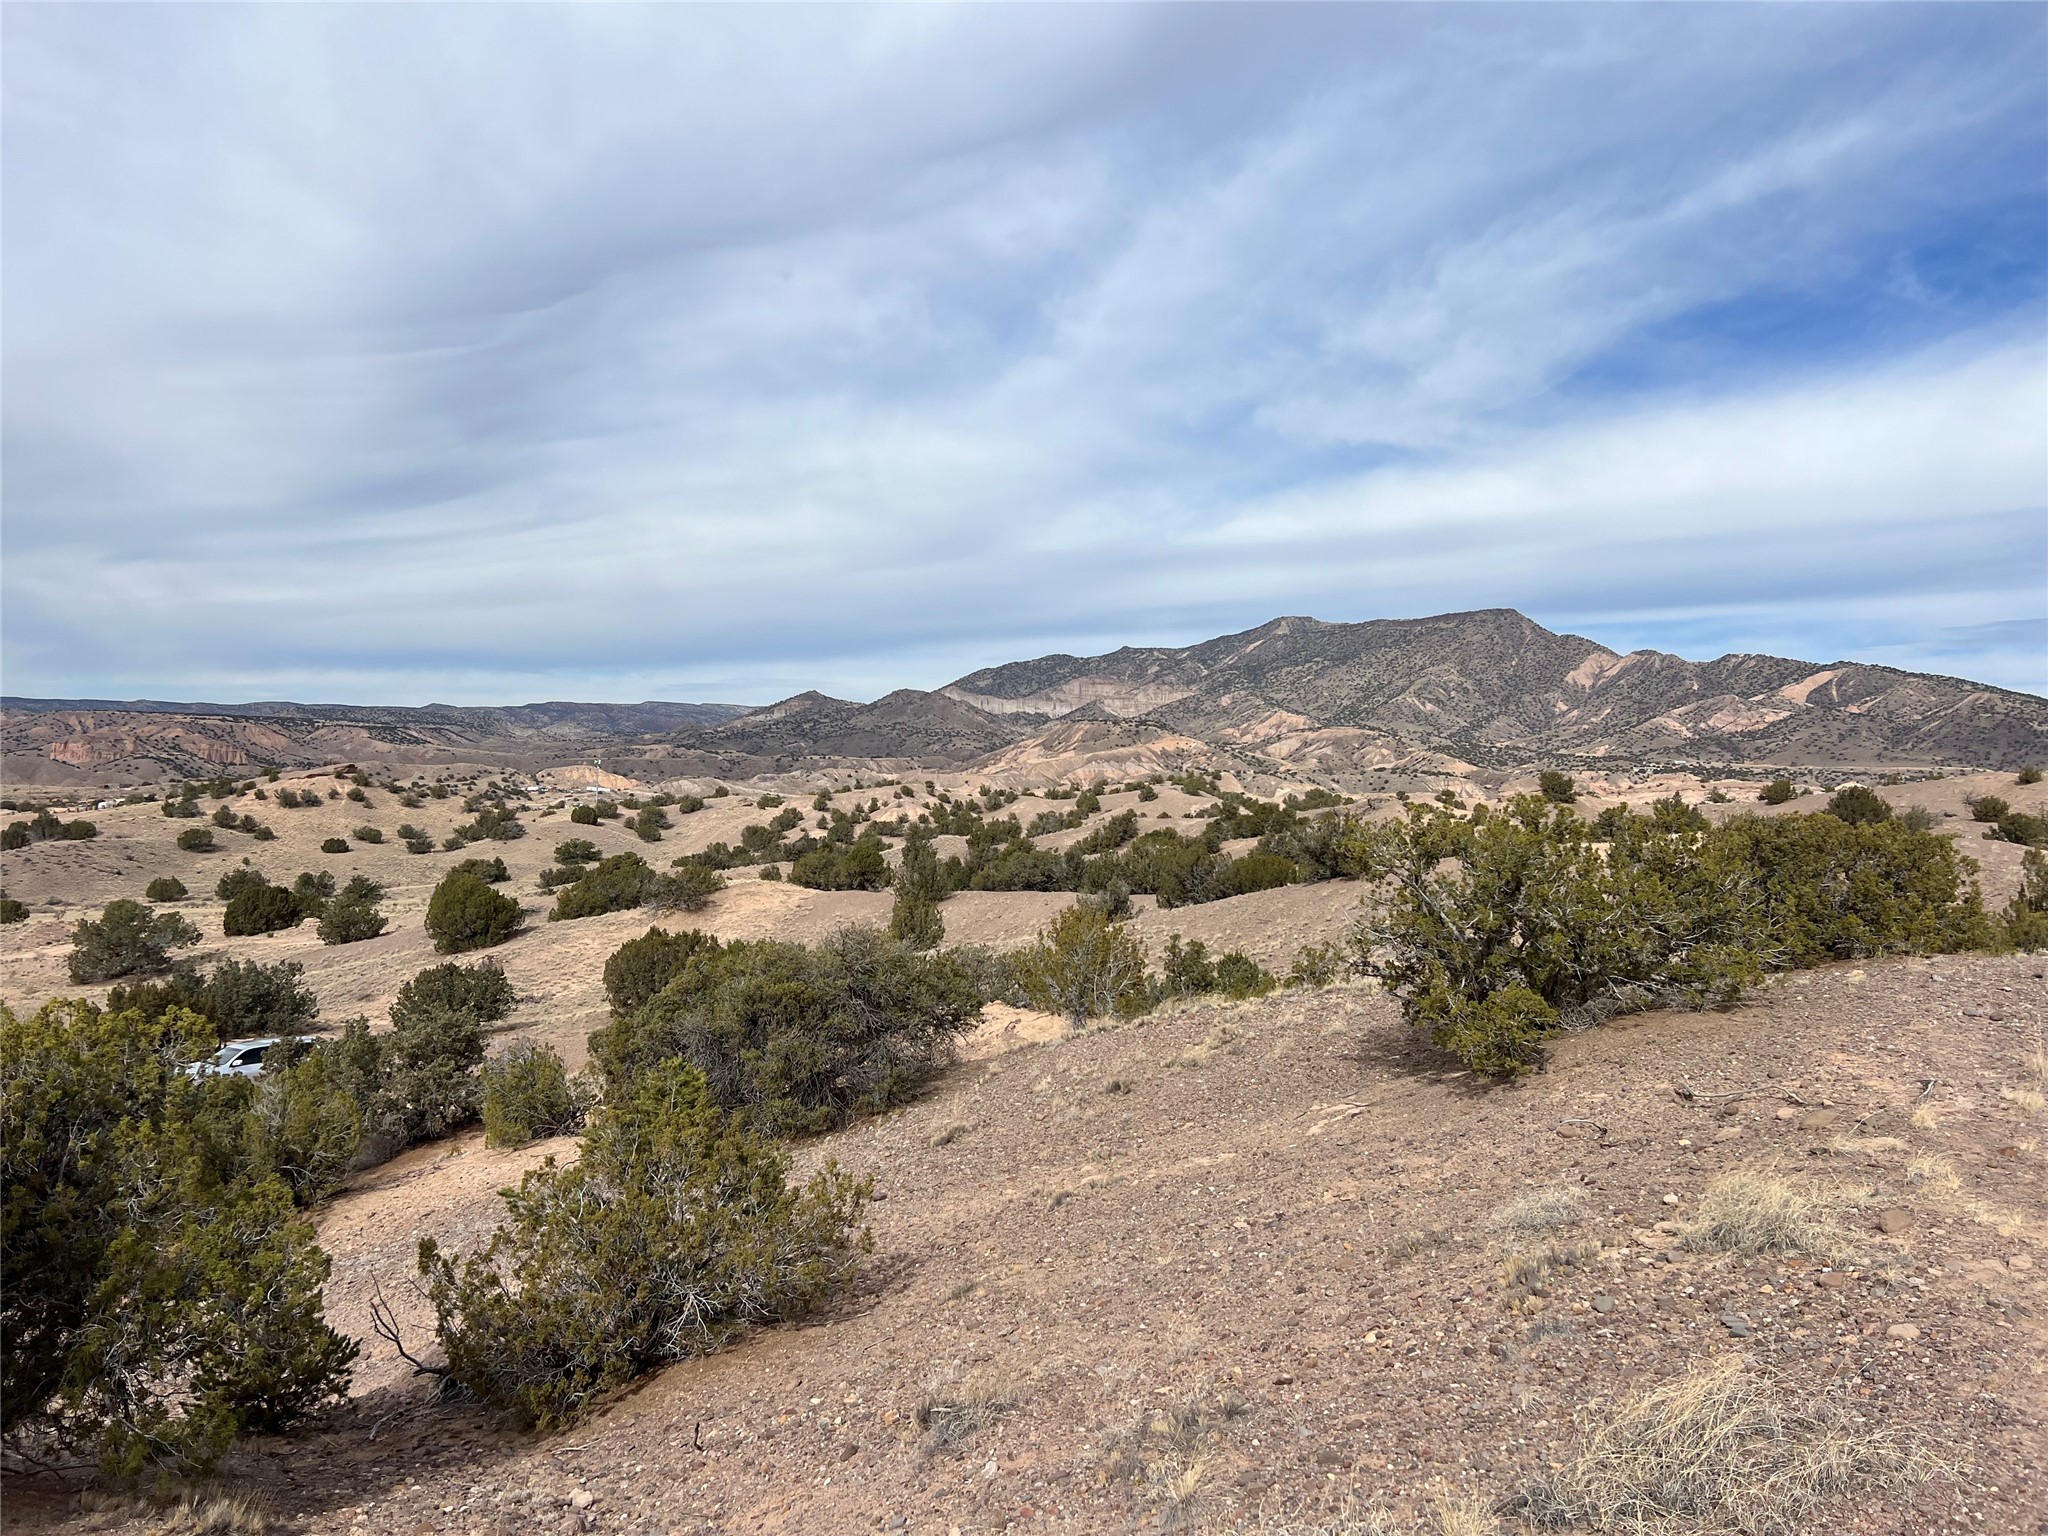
[3,5,2043,703]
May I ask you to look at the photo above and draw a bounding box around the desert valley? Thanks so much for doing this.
[4,610,2046,1536]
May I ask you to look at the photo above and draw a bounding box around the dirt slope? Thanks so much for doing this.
[14,953,2043,1536]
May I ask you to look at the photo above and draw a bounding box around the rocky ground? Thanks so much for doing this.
[11,953,2045,1535]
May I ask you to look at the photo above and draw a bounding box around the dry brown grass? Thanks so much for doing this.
[156,1488,275,1535]
[1514,1355,1945,1534]
[912,1365,1018,1459]
[1489,1183,1590,1236]
[929,1120,970,1147]
[1679,1173,1858,1263]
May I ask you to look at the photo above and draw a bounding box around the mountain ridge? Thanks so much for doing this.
[6,609,2044,784]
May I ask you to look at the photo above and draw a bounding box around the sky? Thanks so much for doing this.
[4,3,2044,707]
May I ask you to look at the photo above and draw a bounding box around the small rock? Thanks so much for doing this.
[1885,1323,1921,1342]
[1816,1271,1852,1289]
[2007,1254,2034,1272]
[837,1441,858,1462]
[1774,1107,1800,1121]
[1797,1109,1843,1130]
[1271,1373,1296,1385]
[1720,1311,1752,1338]
[568,1491,596,1512]
[1876,1208,1912,1236]
[1313,1446,1346,1467]
[1713,1126,1743,1143]
[1660,1193,1681,1207]
[1592,1295,1616,1314]
[982,1459,998,1479]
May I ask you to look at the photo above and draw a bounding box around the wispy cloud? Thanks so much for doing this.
[4,5,2043,703]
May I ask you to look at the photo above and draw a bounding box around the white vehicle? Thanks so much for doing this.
[186,1037,284,1080]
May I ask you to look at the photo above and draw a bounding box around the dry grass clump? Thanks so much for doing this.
[1514,1356,1944,1534]
[1679,1173,1857,1263]
[1905,1153,1959,1193]
[1174,1023,1240,1067]
[912,1365,1018,1460]
[929,1120,970,1147]
[1489,1184,1590,1236]
[157,1489,275,1535]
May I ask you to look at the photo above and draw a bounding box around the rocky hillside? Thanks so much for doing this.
[942,610,2048,771]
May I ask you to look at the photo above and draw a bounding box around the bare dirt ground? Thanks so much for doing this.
[11,955,2045,1536]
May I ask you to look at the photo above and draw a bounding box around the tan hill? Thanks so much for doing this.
[0,699,748,786]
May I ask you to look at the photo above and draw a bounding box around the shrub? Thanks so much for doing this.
[352,825,383,845]
[67,900,202,983]
[1538,770,1577,805]
[2006,849,2048,951]
[481,1043,591,1148]
[602,927,720,1016]
[195,957,319,1039]
[145,877,189,902]
[554,838,602,867]
[2018,765,2043,786]
[1758,777,1797,805]
[290,870,336,914]
[0,898,27,925]
[789,833,891,892]
[404,837,434,855]
[224,881,303,937]
[1967,795,2010,824]
[1993,810,2048,848]
[61,819,97,841]
[215,866,269,904]
[0,1000,356,1474]
[1013,905,1151,1027]
[1287,941,1346,988]
[1157,936,1274,1001]
[391,961,515,1032]
[457,806,525,842]
[451,855,511,884]
[592,926,982,1136]
[633,806,670,842]
[0,823,26,851]
[212,805,238,829]
[419,1061,869,1429]
[320,837,351,855]
[1899,805,1937,833]
[651,862,726,913]
[426,870,521,953]
[379,1004,487,1145]
[247,1047,364,1204]
[569,804,601,826]
[551,853,656,921]
[345,786,367,804]
[1348,798,1995,1076]
[177,827,216,852]
[317,880,388,945]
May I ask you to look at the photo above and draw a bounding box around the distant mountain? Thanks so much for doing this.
[8,611,2043,787]
[0,697,746,731]
[0,697,749,785]
[940,610,2048,771]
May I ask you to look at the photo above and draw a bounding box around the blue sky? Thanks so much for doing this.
[4,4,2043,705]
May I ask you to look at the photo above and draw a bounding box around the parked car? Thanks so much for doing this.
[185,1037,284,1079]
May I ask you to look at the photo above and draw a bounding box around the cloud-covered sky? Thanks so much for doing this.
[5,4,2044,705]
